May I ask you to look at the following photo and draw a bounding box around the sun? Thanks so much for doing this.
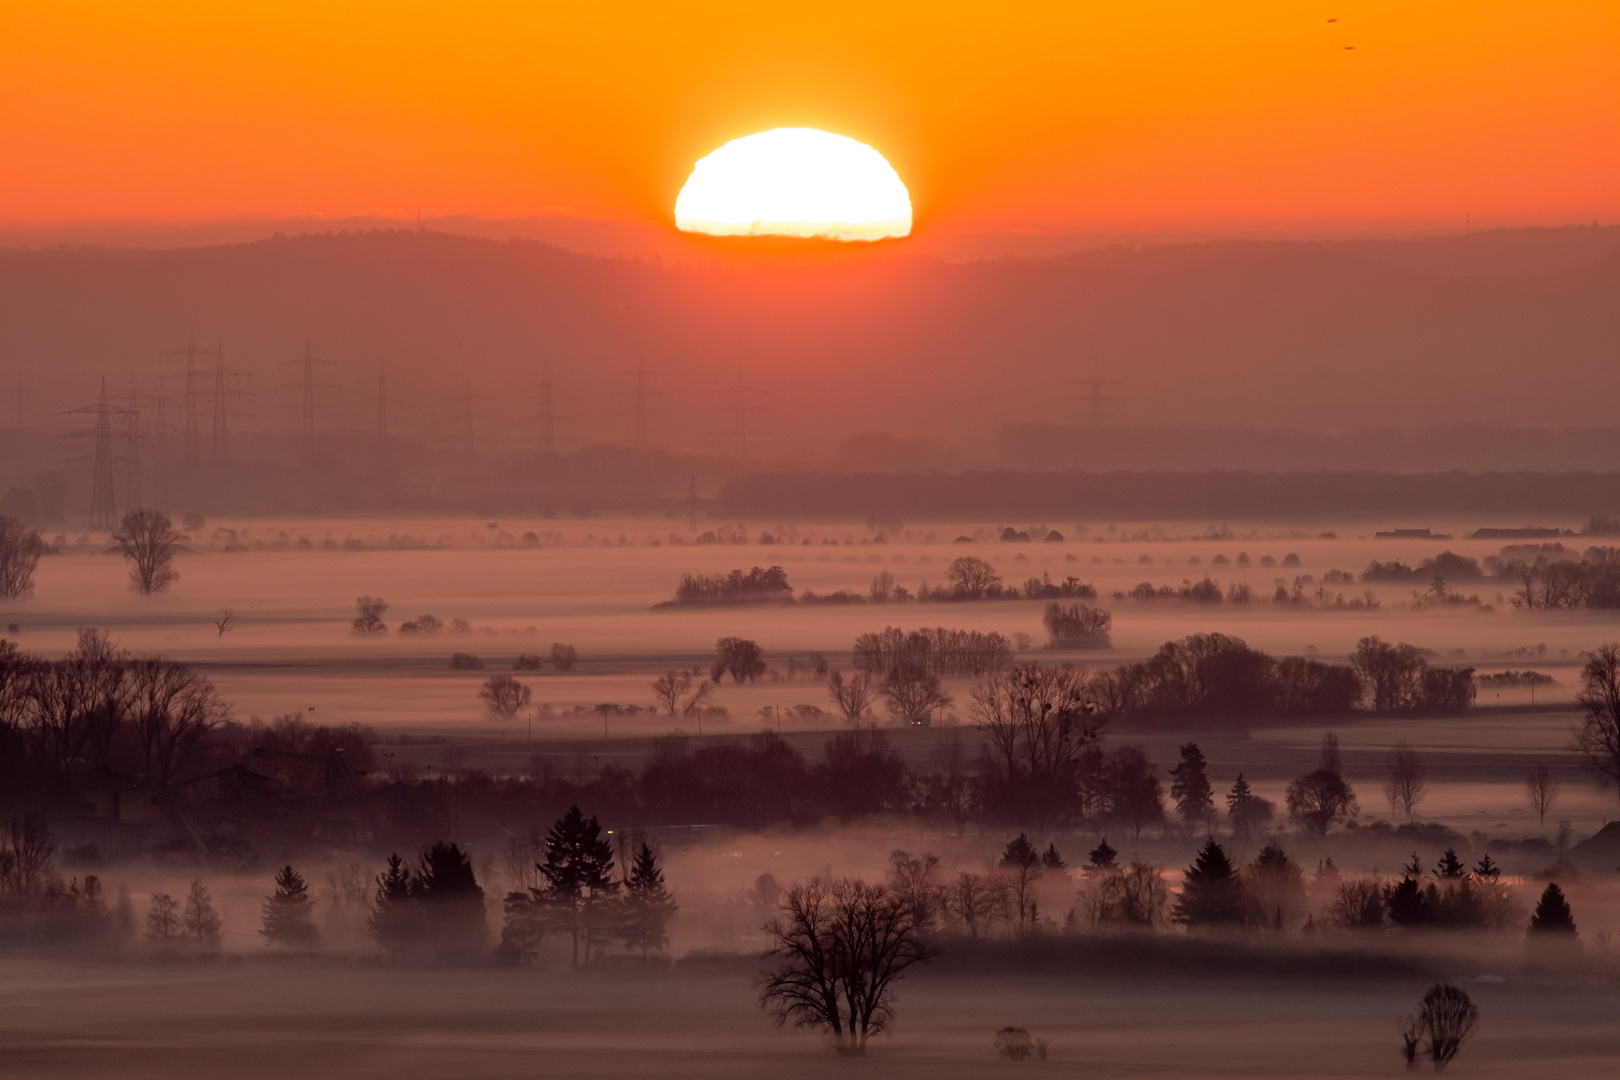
[674,128,912,241]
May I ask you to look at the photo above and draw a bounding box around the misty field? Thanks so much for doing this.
[4,513,1620,1077]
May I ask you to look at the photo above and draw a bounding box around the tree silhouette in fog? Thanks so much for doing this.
[712,636,766,683]
[0,514,43,599]
[622,841,677,962]
[478,674,531,719]
[1528,882,1576,935]
[112,510,181,594]
[182,879,221,949]
[504,805,617,967]
[1400,983,1479,1070]
[1574,643,1620,802]
[759,877,936,1056]
[1172,839,1250,928]
[1168,742,1214,827]
[367,853,421,957]
[351,595,389,634]
[1225,773,1274,838]
[998,833,1043,933]
[261,865,319,948]
[414,842,487,958]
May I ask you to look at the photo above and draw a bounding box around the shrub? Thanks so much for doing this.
[1042,602,1112,649]
[450,652,484,670]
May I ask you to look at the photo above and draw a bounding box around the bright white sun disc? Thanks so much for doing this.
[675,128,911,241]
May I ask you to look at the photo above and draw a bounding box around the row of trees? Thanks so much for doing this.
[0,629,230,789]
[0,510,185,600]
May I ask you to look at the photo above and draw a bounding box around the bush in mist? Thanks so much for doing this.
[513,653,542,670]
[1076,861,1168,929]
[450,652,484,670]
[0,514,44,599]
[479,674,531,719]
[261,864,320,948]
[112,509,181,594]
[993,1026,1047,1061]
[759,876,937,1056]
[673,565,791,605]
[1042,602,1111,649]
[1573,644,1620,801]
[1405,983,1479,1070]
[1021,572,1098,601]
[550,642,578,671]
[1528,882,1576,935]
[352,595,389,634]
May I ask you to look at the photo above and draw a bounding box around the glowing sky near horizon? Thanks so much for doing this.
[0,3,1615,236]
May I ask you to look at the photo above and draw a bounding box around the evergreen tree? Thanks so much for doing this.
[622,841,678,961]
[999,833,1043,932]
[181,879,222,948]
[1169,742,1215,826]
[1471,853,1500,881]
[1434,848,1466,879]
[1401,851,1425,877]
[367,853,421,956]
[1528,882,1577,935]
[1087,839,1117,870]
[1247,844,1305,929]
[1386,876,1432,928]
[1225,774,1272,837]
[413,842,488,958]
[1040,843,1065,870]
[530,805,619,966]
[1000,833,1039,870]
[261,865,320,949]
[145,892,180,948]
[1172,839,1250,927]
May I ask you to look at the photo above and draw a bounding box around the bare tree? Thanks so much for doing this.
[759,877,936,1056]
[884,850,943,930]
[479,674,531,719]
[213,608,236,638]
[713,636,767,683]
[1,813,56,895]
[652,670,692,715]
[1384,743,1427,821]
[1573,643,1620,803]
[651,670,714,717]
[0,515,44,600]
[928,728,975,834]
[127,658,229,783]
[112,509,182,594]
[1525,763,1561,827]
[879,665,952,723]
[827,670,879,724]
[972,663,1099,829]
[182,879,223,949]
[352,596,389,634]
[944,555,1000,598]
[1417,983,1479,1070]
[943,870,1009,938]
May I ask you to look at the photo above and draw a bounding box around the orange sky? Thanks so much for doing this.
[2,2,1616,237]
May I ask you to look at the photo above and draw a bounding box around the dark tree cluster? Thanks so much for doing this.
[672,566,792,605]
[0,630,230,798]
[1492,546,1620,609]
[851,626,1013,679]
[1042,602,1112,649]
[500,806,675,967]
[1326,850,1526,932]
[1351,637,1476,714]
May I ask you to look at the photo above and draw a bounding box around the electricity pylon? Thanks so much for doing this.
[61,377,133,530]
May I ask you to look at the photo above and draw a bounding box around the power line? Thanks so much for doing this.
[61,377,133,529]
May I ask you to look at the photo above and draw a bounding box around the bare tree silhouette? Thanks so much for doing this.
[112,509,182,594]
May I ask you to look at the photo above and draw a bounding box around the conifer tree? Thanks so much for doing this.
[1471,853,1500,881]
[1172,839,1250,927]
[519,805,619,966]
[1087,838,1117,870]
[261,865,320,948]
[1169,742,1214,826]
[1040,843,1065,869]
[1435,848,1467,879]
[1225,774,1271,837]
[1401,851,1425,877]
[1386,876,1432,927]
[1528,882,1577,935]
[367,853,420,956]
[182,879,222,949]
[1247,844,1305,929]
[414,842,487,958]
[622,841,677,961]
